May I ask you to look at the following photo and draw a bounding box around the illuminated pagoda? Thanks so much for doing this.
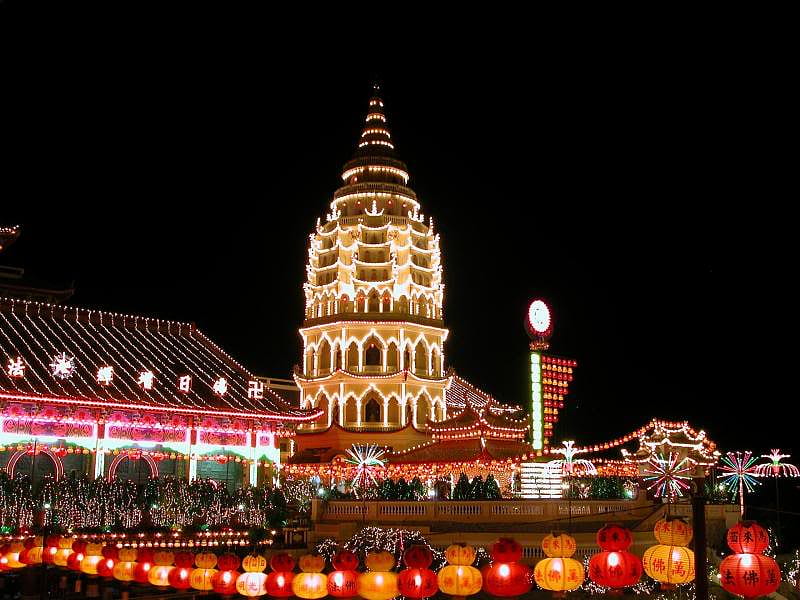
[621,420,720,478]
[0,298,320,487]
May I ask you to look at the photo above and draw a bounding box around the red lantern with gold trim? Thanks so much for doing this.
[328,550,359,598]
[726,521,770,555]
[213,568,239,596]
[482,538,532,597]
[266,553,296,598]
[719,553,781,599]
[398,546,438,599]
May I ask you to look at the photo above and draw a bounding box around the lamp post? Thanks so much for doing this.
[691,478,708,600]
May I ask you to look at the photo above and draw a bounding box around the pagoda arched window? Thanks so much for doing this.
[346,342,359,370]
[382,292,391,312]
[386,342,398,371]
[364,398,381,423]
[397,295,408,313]
[414,342,428,376]
[415,397,431,428]
[318,340,331,374]
[431,347,441,376]
[368,290,380,312]
[364,342,381,367]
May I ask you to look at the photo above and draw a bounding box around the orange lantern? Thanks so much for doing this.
[113,553,137,583]
[191,566,218,591]
[653,517,692,546]
[534,533,583,595]
[4,542,26,570]
[328,550,359,598]
[80,542,105,576]
[242,553,268,573]
[438,542,482,598]
[266,553,296,597]
[54,537,74,567]
[149,550,175,587]
[642,545,694,586]
[358,552,398,600]
[444,543,476,567]
[293,553,328,599]
[398,545,438,599]
[213,568,240,596]
[195,551,218,569]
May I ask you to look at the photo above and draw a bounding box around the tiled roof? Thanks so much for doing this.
[447,373,521,414]
[0,298,320,421]
[390,439,530,463]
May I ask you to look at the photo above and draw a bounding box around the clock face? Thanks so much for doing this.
[527,299,552,336]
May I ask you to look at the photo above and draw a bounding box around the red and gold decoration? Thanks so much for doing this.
[483,538,533,597]
[534,533,584,595]
[265,553,295,598]
[168,551,195,590]
[148,550,175,588]
[720,521,781,598]
[191,551,219,591]
[642,518,694,588]
[588,524,642,592]
[213,553,241,596]
[96,545,117,578]
[328,550,360,598]
[113,547,137,582]
[80,542,105,575]
[358,551,399,600]
[398,545,438,599]
[236,553,268,598]
[293,553,329,599]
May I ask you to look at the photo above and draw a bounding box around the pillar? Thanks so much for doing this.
[188,423,198,482]
[92,421,105,479]
[249,429,259,486]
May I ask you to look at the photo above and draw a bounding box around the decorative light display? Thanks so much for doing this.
[643,518,694,588]
[79,542,104,575]
[344,444,386,496]
[50,352,75,378]
[137,370,155,390]
[642,452,693,500]
[168,551,194,590]
[6,357,25,378]
[719,451,761,516]
[588,524,642,592]
[438,543,482,598]
[720,521,781,598]
[97,365,114,386]
[248,380,264,399]
[358,551,399,600]
[398,545,438,599]
[236,554,269,597]
[293,554,329,599]
[212,553,241,595]
[113,547,137,582]
[755,448,800,477]
[534,532,584,594]
[148,550,175,587]
[546,441,597,477]
[213,377,229,397]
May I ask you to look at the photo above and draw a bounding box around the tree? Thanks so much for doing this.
[268,487,288,528]
[409,477,426,501]
[469,476,485,500]
[395,478,410,500]
[484,475,501,500]
[453,473,471,500]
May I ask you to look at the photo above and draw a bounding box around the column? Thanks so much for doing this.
[92,421,106,479]
[249,429,259,486]
[188,421,198,482]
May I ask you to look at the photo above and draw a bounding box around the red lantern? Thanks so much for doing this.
[67,551,85,571]
[596,524,633,552]
[101,545,119,560]
[588,551,642,590]
[266,571,295,597]
[270,552,296,572]
[212,568,239,593]
[217,553,241,572]
[719,553,781,599]
[169,565,192,589]
[398,568,438,598]
[727,521,769,555]
[404,545,434,569]
[134,548,154,584]
[97,557,116,578]
[174,551,195,568]
[328,569,359,598]
[332,550,359,572]
[212,569,239,595]
[482,561,533,597]
[490,538,523,563]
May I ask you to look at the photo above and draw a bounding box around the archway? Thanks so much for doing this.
[382,292,391,312]
[315,395,330,427]
[431,347,441,377]
[344,397,359,425]
[415,397,432,428]
[368,290,380,312]
[386,342,399,371]
[6,448,64,482]
[318,339,331,374]
[364,339,382,367]
[397,296,409,314]
[107,452,158,482]
[364,398,381,424]
[387,397,401,425]
[414,342,428,375]
[346,341,359,370]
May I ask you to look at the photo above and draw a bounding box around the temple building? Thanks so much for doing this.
[0,298,320,488]
[291,88,531,462]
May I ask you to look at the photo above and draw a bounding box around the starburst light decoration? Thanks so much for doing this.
[718,451,761,516]
[49,353,75,379]
[344,444,386,496]
[545,440,597,477]
[642,452,692,500]
[755,449,800,478]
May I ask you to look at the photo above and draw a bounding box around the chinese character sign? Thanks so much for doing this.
[248,380,264,399]
[6,357,25,378]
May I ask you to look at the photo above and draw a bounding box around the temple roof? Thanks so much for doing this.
[389,438,530,463]
[0,226,21,253]
[447,373,522,414]
[428,398,528,441]
[0,297,321,421]
[621,421,719,466]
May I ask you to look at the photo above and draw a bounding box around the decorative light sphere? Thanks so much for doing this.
[526,299,552,338]
[357,570,399,600]
[533,557,584,593]
[653,518,692,546]
[727,521,770,554]
[236,571,268,597]
[328,568,359,598]
[588,551,642,590]
[437,564,482,597]
[719,553,781,599]
[113,560,137,582]
[490,538,523,563]
[190,568,218,591]
[398,567,438,599]
[148,564,175,587]
[596,523,633,552]
[542,532,577,558]
[293,572,329,599]
[96,557,116,578]
[483,561,533,597]
[642,545,695,585]
[266,571,295,597]
[444,543,476,566]
[168,566,193,590]
[195,551,218,569]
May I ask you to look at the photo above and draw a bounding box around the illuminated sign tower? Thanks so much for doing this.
[525,299,577,449]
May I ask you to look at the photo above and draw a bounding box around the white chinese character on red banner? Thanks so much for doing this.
[97,365,114,386]
[247,380,264,399]
[137,370,155,390]
[50,353,75,379]
[178,375,192,393]
[6,357,25,378]
[213,377,228,397]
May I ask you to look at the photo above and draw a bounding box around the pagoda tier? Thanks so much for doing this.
[621,421,719,466]
[390,438,532,463]
[427,399,529,441]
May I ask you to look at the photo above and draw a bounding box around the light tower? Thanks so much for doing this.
[524,299,577,450]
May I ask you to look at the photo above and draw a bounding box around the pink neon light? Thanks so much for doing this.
[6,448,64,481]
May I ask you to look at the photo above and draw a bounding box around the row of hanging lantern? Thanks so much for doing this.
[1,520,783,597]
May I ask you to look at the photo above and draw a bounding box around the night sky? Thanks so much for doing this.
[2,49,793,457]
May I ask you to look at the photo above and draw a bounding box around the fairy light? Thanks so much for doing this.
[642,452,692,500]
[719,451,761,516]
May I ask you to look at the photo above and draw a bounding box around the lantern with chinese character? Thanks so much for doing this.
[134,548,154,583]
[483,538,533,597]
[358,551,399,600]
[588,524,642,592]
[643,518,694,588]
[3,541,26,569]
[266,553,295,597]
[148,550,175,588]
[191,551,218,591]
[328,550,359,598]
[67,540,86,571]
[54,537,74,567]
[719,521,781,599]
[438,543,482,598]
[96,546,117,578]
[398,545,438,599]
[534,533,584,595]
[80,542,105,576]
[20,537,44,565]
[237,553,268,597]
[293,553,329,599]
[43,535,60,565]
[214,569,240,596]
[653,517,692,546]
[113,548,137,582]
[169,551,194,589]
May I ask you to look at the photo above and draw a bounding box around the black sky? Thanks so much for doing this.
[2,34,794,454]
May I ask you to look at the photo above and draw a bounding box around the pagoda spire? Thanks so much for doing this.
[354,83,396,157]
